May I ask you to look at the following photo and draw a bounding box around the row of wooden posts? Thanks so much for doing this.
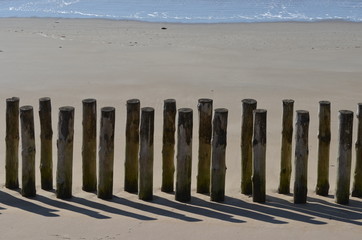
[3,97,362,205]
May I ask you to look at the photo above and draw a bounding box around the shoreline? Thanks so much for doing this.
[1,16,362,24]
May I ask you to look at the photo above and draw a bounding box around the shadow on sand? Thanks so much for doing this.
[1,189,361,225]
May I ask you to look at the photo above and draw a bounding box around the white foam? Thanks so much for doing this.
[1,0,362,23]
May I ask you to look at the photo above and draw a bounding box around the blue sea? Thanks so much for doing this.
[0,0,362,23]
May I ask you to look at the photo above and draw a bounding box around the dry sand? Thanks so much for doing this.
[0,18,361,239]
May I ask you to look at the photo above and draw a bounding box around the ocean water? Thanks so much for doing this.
[0,0,362,23]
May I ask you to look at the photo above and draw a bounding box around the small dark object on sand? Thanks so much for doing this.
[161,27,167,30]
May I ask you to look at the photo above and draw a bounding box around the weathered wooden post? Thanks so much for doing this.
[352,103,362,197]
[241,99,257,195]
[82,98,97,192]
[5,97,20,189]
[197,98,213,194]
[252,109,267,203]
[335,110,353,204]
[176,108,193,202]
[316,101,331,196]
[20,106,36,197]
[210,108,228,202]
[294,110,309,204]
[98,107,116,199]
[278,99,294,194]
[56,106,75,199]
[124,99,140,193]
[39,97,53,190]
[162,99,176,193]
[138,107,154,201]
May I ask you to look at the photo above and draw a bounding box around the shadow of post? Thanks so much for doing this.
[0,191,59,217]
[71,196,156,221]
[112,196,202,222]
[34,195,110,219]
[267,196,362,225]
[152,195,246,223]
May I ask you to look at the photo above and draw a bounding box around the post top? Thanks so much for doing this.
[82,98,96,104]
[296,110,309,114]
[282,99,294,104]
[20,105,33,111]
[198,98,213,104]
[242,98,257,104]
[101,106,115,112]
[39,97,51,102]
[142,107,154,112]
[254,109,267,114]
[6,97,19,102]
[164,98,176,103]
[178,108,193,113]
[319,100,331,105]
[127,99,140,104]
[59,106,75,112]
[339,110,353,115]
[215,108,228,113]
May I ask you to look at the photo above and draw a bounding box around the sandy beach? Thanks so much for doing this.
[0,18,362,239]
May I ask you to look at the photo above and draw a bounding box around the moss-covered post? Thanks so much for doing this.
[82,98,97,192]
[197,98,213,194]
[98,107,116,200]
[352,103,362,198]
[335,110,353,204]
[176,108,193,202]
[39,97,53,190]
[252,109,267,203]
[210,108,228,202]
[56,106,75,199]
[5,97,20,189]
[20,106,36,197]
[316,101,331,196]
[241,99,257,195]
[278,99,294,194]
[125,99,140,193]
[162,99,176,193]
[294,110,309,204]
[138,107,154,201]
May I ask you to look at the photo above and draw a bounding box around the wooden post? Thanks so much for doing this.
[278,99,294,194]
[241,99,257,195]
[210,108,228,202]
[335,110,353,204]
[316,101,331,196]
[352,103,362,198]
[20,106,36,197]
[252,109,267,203]
[82,99,97,192]
[56,106,75,199]
[162,99,176,193]
[5,97,20,189]
[197,98,213,194]
[176,108,193,202]
[138,107,154,201]
[39,97,53,190]
[294,110,309,204]
[124,99,140,193]
[98,107,116,199]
